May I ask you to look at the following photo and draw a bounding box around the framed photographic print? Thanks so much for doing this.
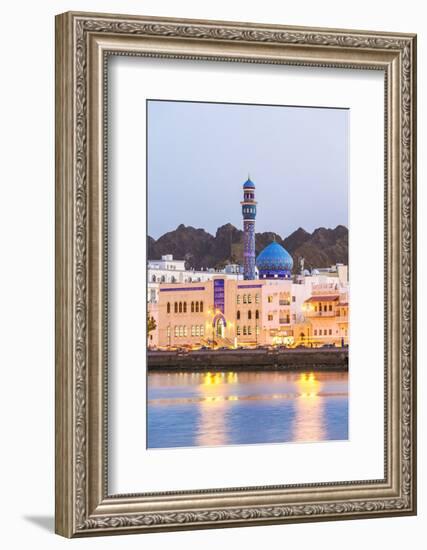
[55,11,417,537]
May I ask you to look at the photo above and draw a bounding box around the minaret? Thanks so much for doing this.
[241,175,257,280]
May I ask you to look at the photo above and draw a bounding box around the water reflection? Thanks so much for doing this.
[293,373,325,442]
[147,370,348,449]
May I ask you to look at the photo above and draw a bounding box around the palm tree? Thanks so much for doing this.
[147,313,157,341]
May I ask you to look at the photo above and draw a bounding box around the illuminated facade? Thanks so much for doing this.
[148,269,348,349]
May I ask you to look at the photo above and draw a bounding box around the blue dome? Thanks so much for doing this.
[243,178,255,189]
[256,241,293,279]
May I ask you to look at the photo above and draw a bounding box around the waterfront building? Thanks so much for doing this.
[148,267,348,349]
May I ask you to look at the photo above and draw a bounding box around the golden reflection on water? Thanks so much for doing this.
[195,372,237,446]
[148,371,347,446]
[292,372,326,442]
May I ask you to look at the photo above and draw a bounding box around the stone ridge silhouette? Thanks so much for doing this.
[148,223,348,272]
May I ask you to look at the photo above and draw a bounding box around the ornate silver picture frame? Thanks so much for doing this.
[55,11,417,537]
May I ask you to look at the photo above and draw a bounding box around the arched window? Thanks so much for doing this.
[167,302,170,314]
[248,294,252,304]
[195,301,199,313]
[248,310,252,320]
[171,276,176,283]
[183,302,187,313]
[236,310,241,320]
[237,295,241,304]
[152,275,156,282]
[200,301,203,313]
[174,302,178,314]
[161,275,166,282]
[191,301,194,313]
[255,309,259,319]
[243,294,247,304]
[179,302,183,313]
[243,326,247,335]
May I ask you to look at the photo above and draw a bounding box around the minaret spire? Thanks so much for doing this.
[241,176,257,280]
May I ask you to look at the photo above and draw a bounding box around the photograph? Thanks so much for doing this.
[146,99,350,449]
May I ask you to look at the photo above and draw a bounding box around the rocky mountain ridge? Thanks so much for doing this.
[148,223,348,272]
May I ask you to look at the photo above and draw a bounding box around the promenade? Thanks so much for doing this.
[147,347,348,371]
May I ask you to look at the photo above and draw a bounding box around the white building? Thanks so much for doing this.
[148,254,244,304]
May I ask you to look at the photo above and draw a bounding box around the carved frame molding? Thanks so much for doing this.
[55,11,416,537]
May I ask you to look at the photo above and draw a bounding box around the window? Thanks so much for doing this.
[200,301,204,313]
[243,294,247,304]
[256,326,260,335]
[255,309,259,319]
[324,305,327,312]
[329,304,333,312]
[152,275,156,282]
[171,276,176,283]
[248,326,252,335]
[161,275,166,282]
[174,302,178,314]
[314,329,317,336]
[191,325,195,336]
[174,326,178,337]
[236,310,240,320]
[167,302,170,314]
[248,310,252,320]
[268,314,273,321]
[329,329,332,335]
[184,326,188,336]
[179,302,183,313]
[268,295,273,303]
[191,301,194,313]
[167,325,171,338]
[200,325,204,336]
[237,325,241,336]
[255,294,259,304]
[292,296,296,302]
[195,325,200,337]
[237,295,240,304]
[314,306,317,312]
[183,302,187,313]
[248,294,252,303]
[195,301,199,313]
[243,326,247,335]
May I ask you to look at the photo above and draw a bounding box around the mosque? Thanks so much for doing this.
[147,177,349,349]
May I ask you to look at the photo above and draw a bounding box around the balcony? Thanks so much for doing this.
[279,300,291,306]
[304,310,336,318]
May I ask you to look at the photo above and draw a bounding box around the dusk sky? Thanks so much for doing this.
[147,100,348,240]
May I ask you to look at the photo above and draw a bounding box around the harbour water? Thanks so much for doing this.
[147,370,348,449]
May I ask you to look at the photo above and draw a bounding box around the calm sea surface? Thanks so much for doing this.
[147,370,348,449]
